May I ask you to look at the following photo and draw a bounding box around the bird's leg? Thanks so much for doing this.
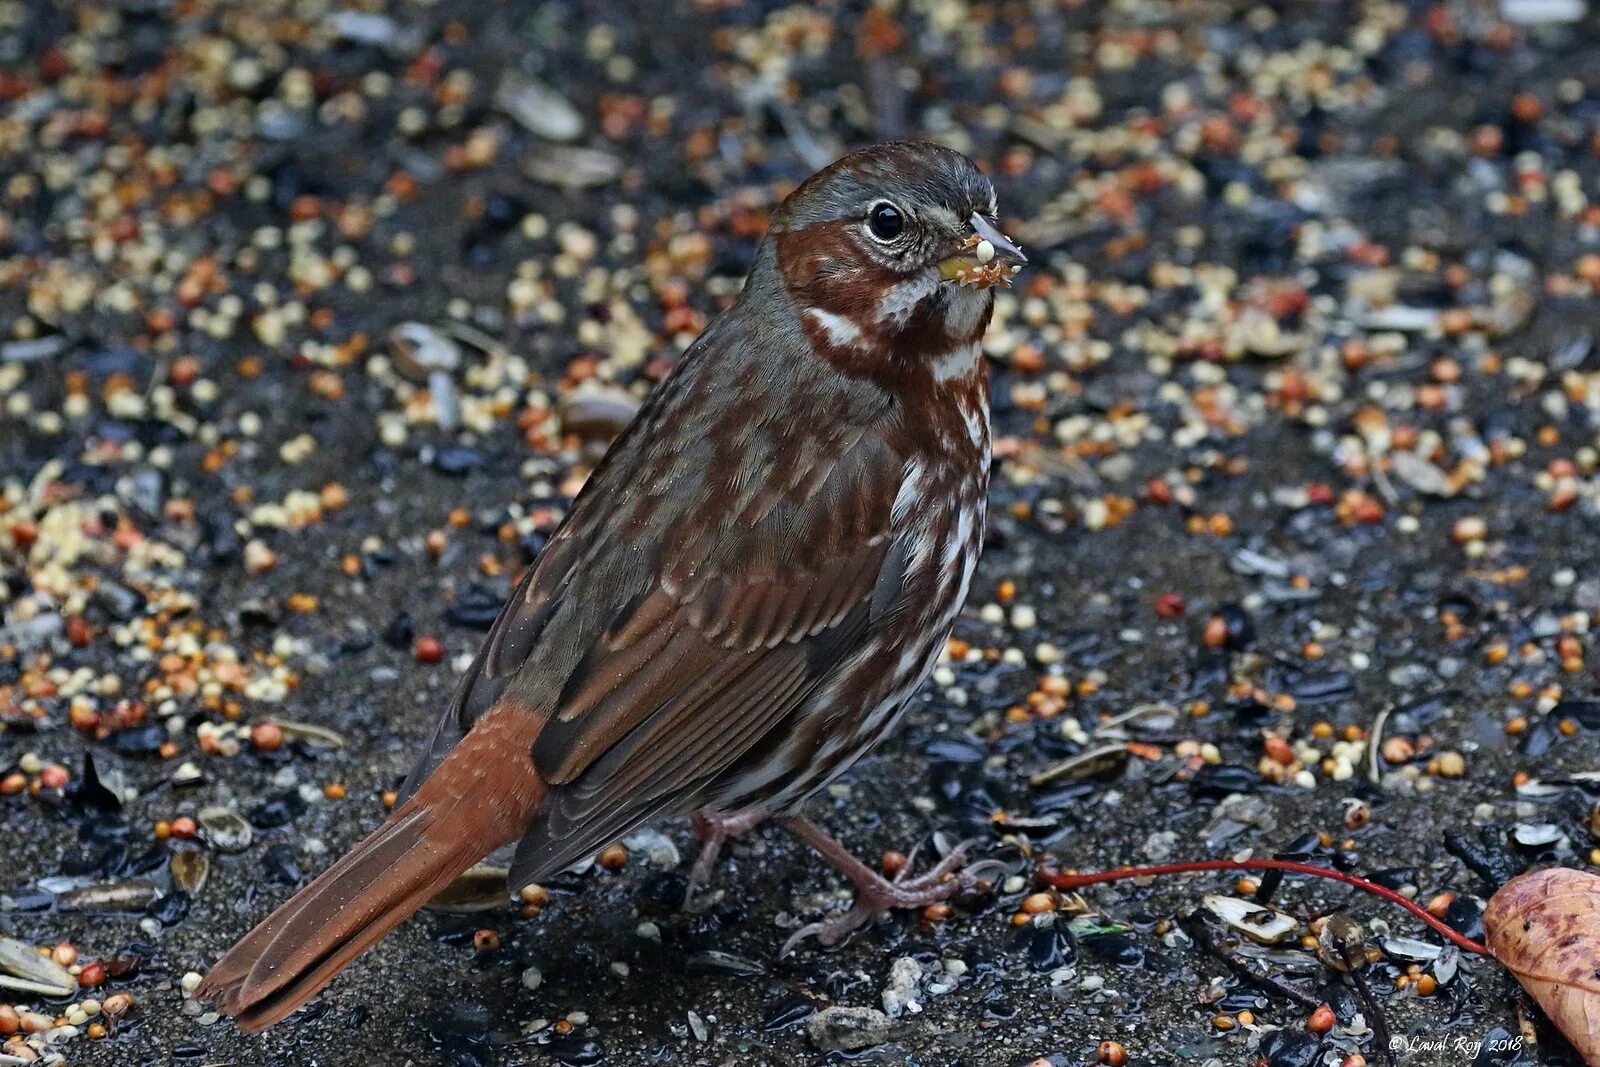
[778,816,999,953]
[686,807,768,900]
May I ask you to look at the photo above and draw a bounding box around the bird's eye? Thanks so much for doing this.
[866,201,904,242]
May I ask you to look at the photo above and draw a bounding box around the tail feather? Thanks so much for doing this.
[195,702,547,1031]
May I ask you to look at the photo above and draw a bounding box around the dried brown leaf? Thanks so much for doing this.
[1485,867,1600,1062]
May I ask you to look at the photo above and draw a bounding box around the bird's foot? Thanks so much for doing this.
[685,807,767,906]
[779,816,999,953]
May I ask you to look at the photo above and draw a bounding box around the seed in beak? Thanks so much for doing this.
[975,239,995,265]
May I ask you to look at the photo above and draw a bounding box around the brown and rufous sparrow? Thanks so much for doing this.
[198,141,1025,1030]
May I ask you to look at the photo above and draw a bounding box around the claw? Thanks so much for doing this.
[895,837,975,884]
[781,925,820,956]
[780,847,997,950]
[892,840,929,885]
[781,908,867,956]
[777,818,999,952]
[920,840,975,879]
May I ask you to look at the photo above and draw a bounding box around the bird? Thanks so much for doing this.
[196,140,1026,1031]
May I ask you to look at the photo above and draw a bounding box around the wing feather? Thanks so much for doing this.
[395,310,911,877]
[509,607,869,885]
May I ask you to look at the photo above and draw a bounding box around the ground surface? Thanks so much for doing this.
[3,0,1600,1065]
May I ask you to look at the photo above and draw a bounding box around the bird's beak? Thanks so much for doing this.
[938,212,1027,287]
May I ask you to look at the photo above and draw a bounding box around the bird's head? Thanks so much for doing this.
[767,142,1025,382]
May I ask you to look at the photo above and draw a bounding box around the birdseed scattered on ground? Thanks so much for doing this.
[2,0,1600,1064]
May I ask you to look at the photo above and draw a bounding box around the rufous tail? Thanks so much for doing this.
[194,703,547,1031]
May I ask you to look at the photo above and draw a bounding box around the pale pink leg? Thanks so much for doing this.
[779,816,999,952]
[687,807,768,895]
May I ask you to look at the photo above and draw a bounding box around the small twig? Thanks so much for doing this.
[1178,913,1323,1010]
[1039,858,1489,956]
[1347,968,1395,1067]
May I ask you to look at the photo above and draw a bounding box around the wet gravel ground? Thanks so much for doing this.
[4,0,1600,1064]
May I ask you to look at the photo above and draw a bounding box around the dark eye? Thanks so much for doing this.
[866,201,904,242]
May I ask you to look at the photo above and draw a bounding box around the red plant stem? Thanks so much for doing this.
[1041,858,1489,957]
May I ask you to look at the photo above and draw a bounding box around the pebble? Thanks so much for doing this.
[806,1006,894,1052]
[880,957,924,1017]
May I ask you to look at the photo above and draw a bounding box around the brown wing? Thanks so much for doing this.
[396,306,911,883]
